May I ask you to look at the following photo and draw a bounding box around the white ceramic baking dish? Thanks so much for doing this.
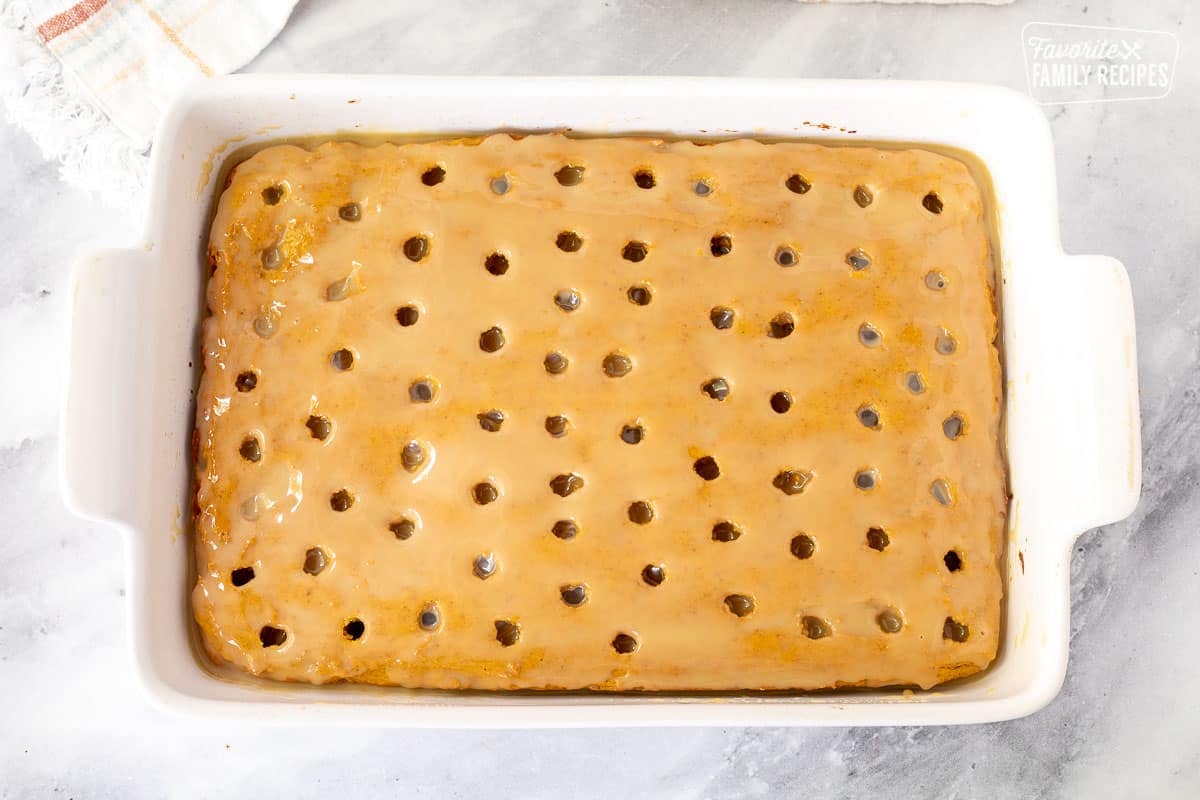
[61,76,1140,726]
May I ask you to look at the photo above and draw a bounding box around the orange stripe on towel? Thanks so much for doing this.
[133,0,214,76]
[37,0,109,42]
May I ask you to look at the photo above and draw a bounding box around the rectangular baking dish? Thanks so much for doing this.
[60,76,1141,726]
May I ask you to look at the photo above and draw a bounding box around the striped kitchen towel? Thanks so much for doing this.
[0,0,295,211]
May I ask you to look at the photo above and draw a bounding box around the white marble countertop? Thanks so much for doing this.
[2,1,1197,797]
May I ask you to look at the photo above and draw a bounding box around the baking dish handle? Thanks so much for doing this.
[60,248,151,526]
[1054,254,1142,532]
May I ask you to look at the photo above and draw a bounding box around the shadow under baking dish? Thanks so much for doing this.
[187,130,1009,697]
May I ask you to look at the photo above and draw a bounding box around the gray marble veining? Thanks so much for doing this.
[2,0,1197,797]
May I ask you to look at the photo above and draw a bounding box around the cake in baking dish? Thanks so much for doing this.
[193,133,1007,691]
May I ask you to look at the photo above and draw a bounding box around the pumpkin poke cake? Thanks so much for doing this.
[192,133,1006,690]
